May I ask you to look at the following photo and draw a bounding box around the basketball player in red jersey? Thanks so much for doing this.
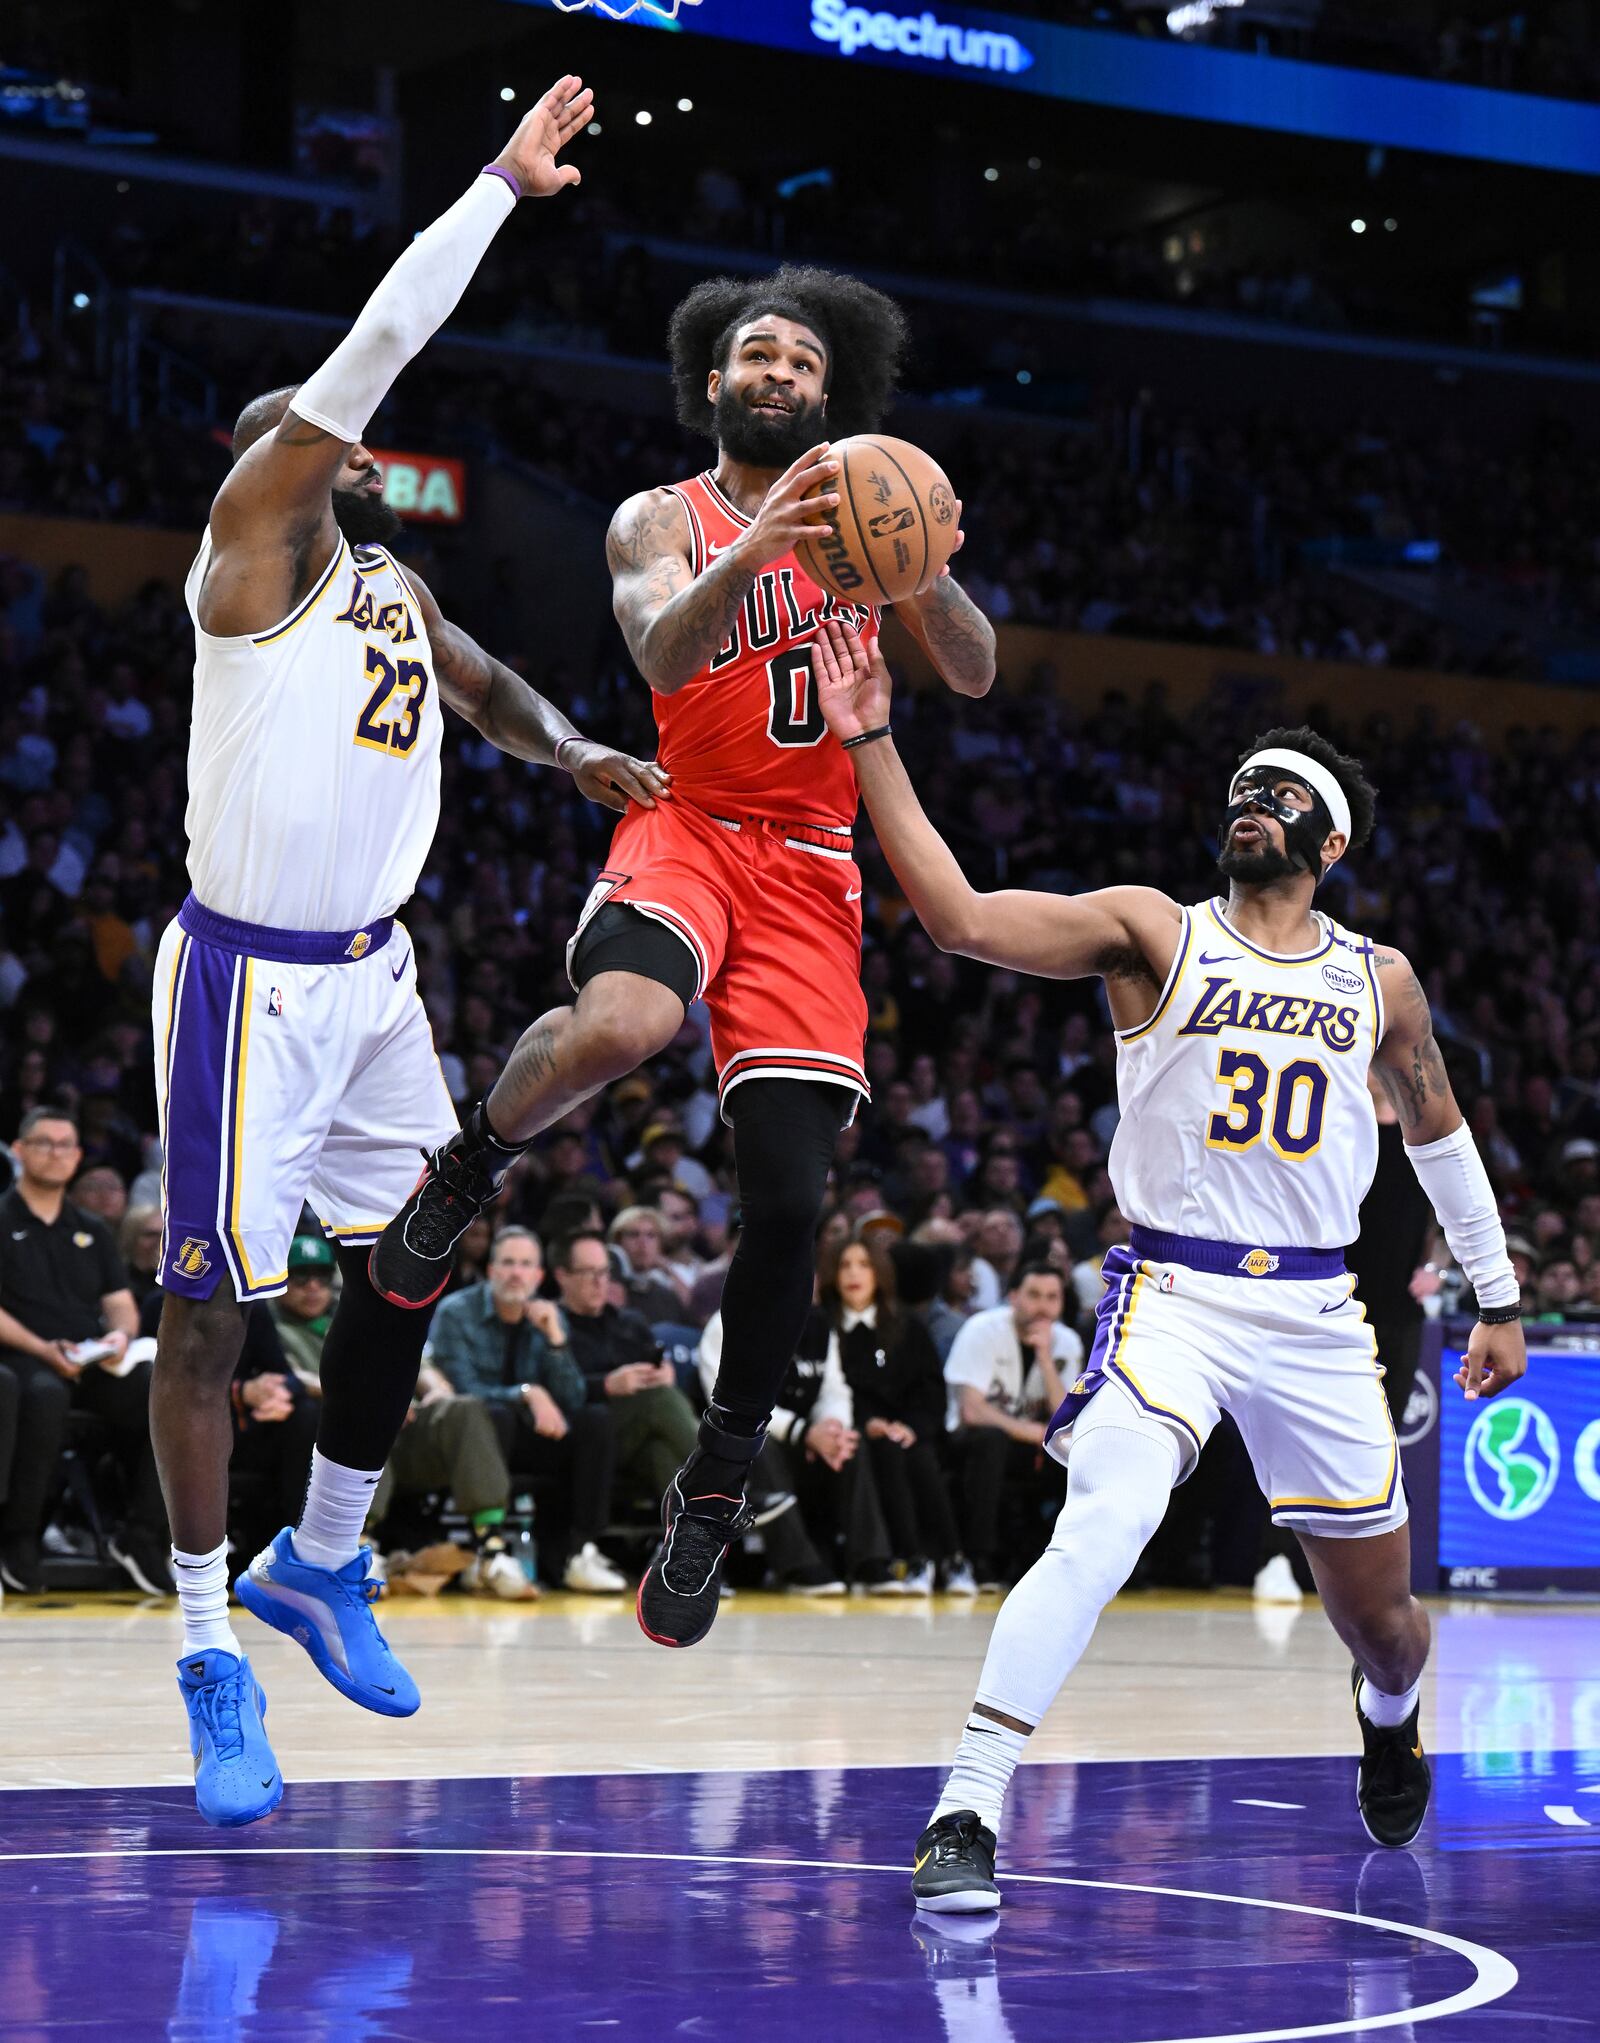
[372,266,995,1644]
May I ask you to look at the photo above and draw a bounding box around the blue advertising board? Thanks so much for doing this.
[1404,1323,1600,1594]
[516,0,1600,178]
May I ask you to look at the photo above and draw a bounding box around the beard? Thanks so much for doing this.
[713,383,824,469]
[1217,840,1300,885]
[331,485,403,545]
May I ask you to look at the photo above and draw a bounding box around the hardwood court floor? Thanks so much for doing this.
[0,1585,1594,1787]
[2,1591,1596,2039]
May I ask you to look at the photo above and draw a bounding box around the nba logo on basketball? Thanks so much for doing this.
[174,1237,212,1279]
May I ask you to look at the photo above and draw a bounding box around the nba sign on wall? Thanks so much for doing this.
[373,449,465,524]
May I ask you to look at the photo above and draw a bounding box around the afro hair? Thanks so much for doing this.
[1240,726,1378,850]
[668,264,909,443]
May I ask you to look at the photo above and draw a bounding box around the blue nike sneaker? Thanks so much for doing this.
[237,1529,420,1717]
[177,1649,283,1828]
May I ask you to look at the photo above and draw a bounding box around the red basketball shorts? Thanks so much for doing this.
[568,798,869,1121]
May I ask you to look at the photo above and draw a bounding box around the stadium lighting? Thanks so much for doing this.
[1351,218,1367,233]
[499,87,515,102]
[587,122,602,135]
[72,291,90,309]
[984,167,999,182]
[1385,217,1398,231]
[636,110,653,126]
[1027,156,1041,170]
[677,98,694,111]
[1016,370,1033,385]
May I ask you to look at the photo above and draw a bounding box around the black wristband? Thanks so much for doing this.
[1476,1303,1522,1325]
[842,725,892,752]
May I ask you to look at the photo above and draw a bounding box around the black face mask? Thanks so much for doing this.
[332,485,403,546]
[1217,770,1334,883]
[712,379,825,469]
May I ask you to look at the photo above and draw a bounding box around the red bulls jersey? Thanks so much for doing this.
[652,470,880,832]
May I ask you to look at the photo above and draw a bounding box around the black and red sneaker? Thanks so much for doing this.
[369,1127,504,1309]
[636,1453,754,1649]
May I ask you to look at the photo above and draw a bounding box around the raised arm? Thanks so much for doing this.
[402,568,668,815]
[892,501,995,697]
[1373,948,1527,1401]
[201,78,593,636]
[813,620,1179,1016]
[606,444,839,695]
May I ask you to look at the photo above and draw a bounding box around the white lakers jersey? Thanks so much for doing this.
[182,533,443,929]
[1109,899,1383,1250]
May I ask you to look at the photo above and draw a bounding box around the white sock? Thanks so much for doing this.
[931,1421,1179,1837]
[292,1448,380,1570]
[172,1541,240,1657]
[935,1713,1031,1835]
[1359,1675,1421,1728]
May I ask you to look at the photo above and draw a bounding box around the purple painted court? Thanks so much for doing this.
[4,1748,1593,2039]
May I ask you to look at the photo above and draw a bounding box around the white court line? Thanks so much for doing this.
[1543,1805,1591,1827]
[0,1842,1517,2042]
[1234,1799,1305,1810]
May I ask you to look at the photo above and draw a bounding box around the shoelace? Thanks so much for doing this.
[661,1500,752,1592]
[196,1669,247,1762]
[930,1816,988,1865]
[406,1143,496,1257]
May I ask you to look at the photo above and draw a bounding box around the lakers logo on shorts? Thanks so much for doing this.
[173,1237,213,1280]
[345,931,371,960]
[1239,1249,1281,1278]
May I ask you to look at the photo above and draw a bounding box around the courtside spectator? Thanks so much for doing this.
[272,1235,337,1391]
[824,1236,973,1595]
[0,1107,166,1593]
[943,1260,1078,1585]
[425,1230,625,1594]
[553,1229,701,1504]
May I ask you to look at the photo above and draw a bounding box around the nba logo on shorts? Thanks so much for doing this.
[173,1237,213,1280]
[1159,1269,1178,1293]
[1239,1249,1281,1278]
[268,986,283,1017]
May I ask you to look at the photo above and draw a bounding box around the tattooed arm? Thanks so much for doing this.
[894,575,996,698]
[607,444,841,695]
[1371,950,1463,1143]
[405,569,668,814]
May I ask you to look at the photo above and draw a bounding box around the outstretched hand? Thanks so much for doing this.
[563,741,671,814]
[813,618,892,745]
[494,76,594,198]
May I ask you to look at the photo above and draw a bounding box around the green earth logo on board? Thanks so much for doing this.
[1464,1398,1559,1521]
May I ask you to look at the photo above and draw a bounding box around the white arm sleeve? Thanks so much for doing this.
[291,173,518,444]
[1405,1123,1519,1310]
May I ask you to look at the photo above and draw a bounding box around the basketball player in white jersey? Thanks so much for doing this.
[152,80,665,1828]
[810,621,1527,1906]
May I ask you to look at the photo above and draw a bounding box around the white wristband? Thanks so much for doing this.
[291,172,517,446]
[1405,1122,1519,1311]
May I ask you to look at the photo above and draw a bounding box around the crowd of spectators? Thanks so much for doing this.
[4,507,1600,1595]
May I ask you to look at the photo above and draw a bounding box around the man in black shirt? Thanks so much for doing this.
[0,1107,168,1592]
[553,1230,700,1501]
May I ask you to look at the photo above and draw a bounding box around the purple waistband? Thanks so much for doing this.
[1128,1226,1346,1280]
[178,893,394,966]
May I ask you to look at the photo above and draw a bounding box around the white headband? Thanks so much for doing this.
[1231,748,1351,845]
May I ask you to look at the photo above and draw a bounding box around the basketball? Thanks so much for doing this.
[798,434,959,605]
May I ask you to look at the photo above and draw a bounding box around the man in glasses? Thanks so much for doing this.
[0,1108,166,1594]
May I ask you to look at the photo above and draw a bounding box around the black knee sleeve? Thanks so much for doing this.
[315,1243,432,1470]
[710,1080,850,1437]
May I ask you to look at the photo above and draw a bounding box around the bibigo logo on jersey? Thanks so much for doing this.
[1464,1397,1559,1521]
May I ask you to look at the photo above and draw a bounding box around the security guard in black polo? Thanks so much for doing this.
[0,1107,167,1594]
